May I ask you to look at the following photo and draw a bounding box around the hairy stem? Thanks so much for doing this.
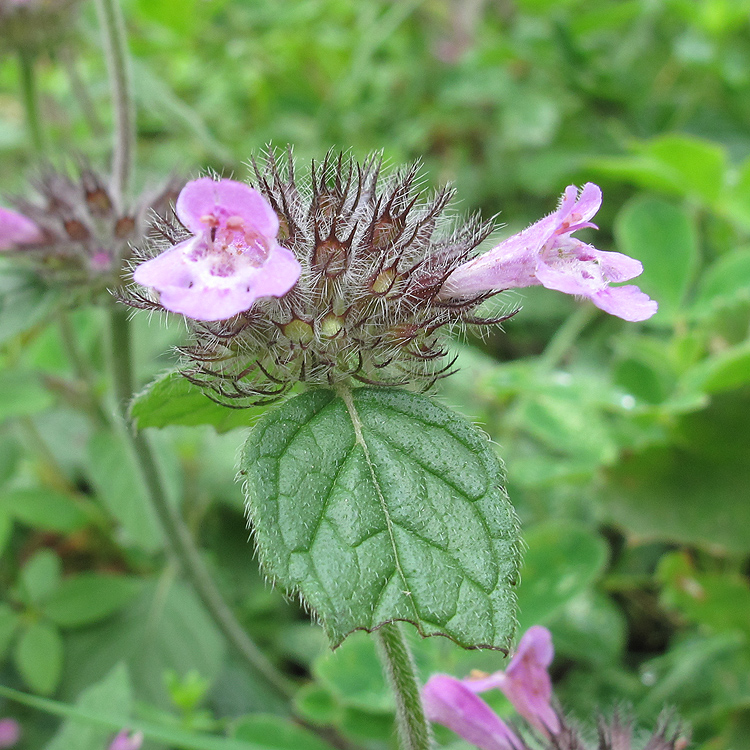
[375,622,433,750]
[94,0,134,200]
[17,49,45,154]
[106,306,294,700]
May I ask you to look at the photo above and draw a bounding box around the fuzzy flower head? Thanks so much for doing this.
[133,177,300,321]
[126,150,509,404]
[423,626,689,750]
[439,183,657,322]
[0,0,82,54]
[0,165,181,296]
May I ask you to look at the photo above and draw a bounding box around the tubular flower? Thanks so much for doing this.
[0,165,182,293]
[439,183,658,322]
[125,150,513,404]
[423,626,689,750]
[0,719,20,749]
[133,177,301,322]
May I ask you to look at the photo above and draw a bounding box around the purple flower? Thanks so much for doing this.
[438,183,657,322]
[0,205,43,250]
[0,718,20,749]
[423,674,524,750]
[133,177,301,321]
[108,729,144,750]
[422,626,560,749]
[463,625,560,735]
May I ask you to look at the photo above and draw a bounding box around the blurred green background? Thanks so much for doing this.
[1,0,750,748]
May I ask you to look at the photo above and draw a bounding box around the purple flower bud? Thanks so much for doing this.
[423,674,524,750]
[439,183,658,322]
[133,177,301,321]
[108,729,144,750]
[0,718,21,749]
[0,205,43,250]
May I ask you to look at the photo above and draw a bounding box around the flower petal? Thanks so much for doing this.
[423,675,522,750]
[591,285,658,322]
[0,206,43,250]
[501,626,560,735]
[176,178,279,237]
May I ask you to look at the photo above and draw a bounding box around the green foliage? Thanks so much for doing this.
[242,387,522,650]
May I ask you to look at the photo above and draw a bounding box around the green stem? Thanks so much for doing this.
[375,623,433,750]
[17,49,45,155]
[537,304,596,370]
[94,0,135,200]
[106,306,294,700]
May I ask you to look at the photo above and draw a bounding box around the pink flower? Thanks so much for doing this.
[463,625,560,735]
[423,675,523,750]
[108,729,144,750]
[0,206,43,250]
[422,626,560,749]
[133,177,301,321]
[0,718,20,749]
[439,184,657,322]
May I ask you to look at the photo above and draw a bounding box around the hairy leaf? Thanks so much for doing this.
[242,387,521,649]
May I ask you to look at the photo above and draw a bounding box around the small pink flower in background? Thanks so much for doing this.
[0,205,43,251]
[108,728,144,750]
[133,177,301,322]
[0,718,21,749]
[439,183,658,322]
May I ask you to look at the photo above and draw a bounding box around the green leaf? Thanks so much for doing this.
[679,341,750,395]
[0,513,12,558]
[0,264,60,345]
[0,602,21,659]
[0,434,20,487]
[692,247,750,315]
[42,575,142,629]
[14,620,64,695]
[130,370,269,432]
[293,684,339,726]
[605,387,750,554]
[615,197,700,319]
[0,488,89,533]
[86,431,163,552]
[61,578,227,709]
[0,369,55,423]
[515,522,609,630]
[46,663,132,750]
[242,387,522,649]
[232,714,336,750]
[19,549,62,605]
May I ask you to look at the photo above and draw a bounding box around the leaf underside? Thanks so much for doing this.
[242,387,521,650]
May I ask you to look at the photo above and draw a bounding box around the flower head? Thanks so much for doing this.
[133,177,301,321]
[439,183,658,322]
[125,150,510,404]
[1,165,181,293]
[108,729,144,750]
[0,718,20,749]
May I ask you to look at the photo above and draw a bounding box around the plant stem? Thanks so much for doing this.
[106,306,294,700]
[375,622,433,750]
[17,49,45,155]
[94,0,134,200]
[537,305,596,370]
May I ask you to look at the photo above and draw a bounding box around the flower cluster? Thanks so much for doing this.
[0,718,20,749]
[127,150,655,404]
[0,0,82,54]
[423,626,688,750]
[0,166,182,297]
[127,150,509,403]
